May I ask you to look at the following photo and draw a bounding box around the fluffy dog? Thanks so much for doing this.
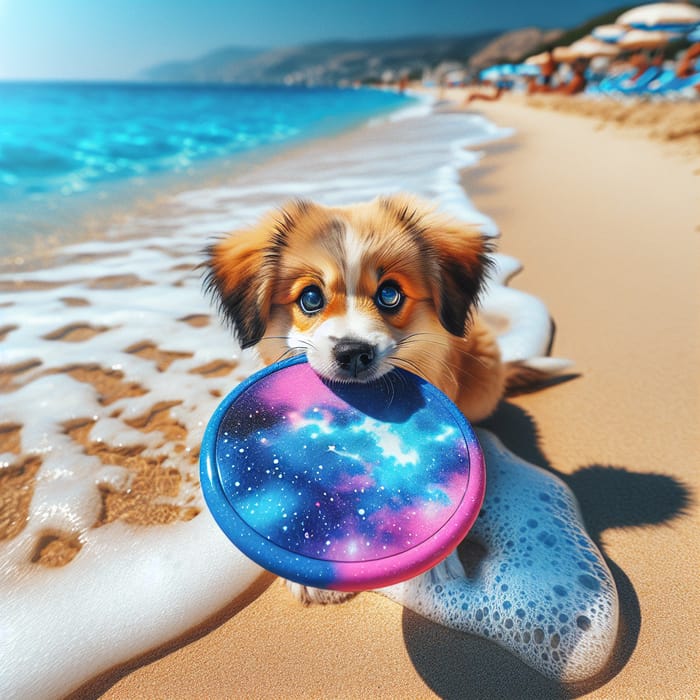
[205,194,550,604]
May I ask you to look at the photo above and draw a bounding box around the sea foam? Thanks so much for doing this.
[0,100,605,698]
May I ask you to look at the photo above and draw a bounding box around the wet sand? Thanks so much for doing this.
[5,95,699,699]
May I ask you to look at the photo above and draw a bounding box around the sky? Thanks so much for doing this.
[0,0,635,80]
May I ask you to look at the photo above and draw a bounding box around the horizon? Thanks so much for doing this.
[0,0,634,81]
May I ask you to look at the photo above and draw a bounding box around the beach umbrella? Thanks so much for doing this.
[478,66,501,81]
[524,51,553,66]
[444,69,466,85]
[552,46,580,63]
[566,36,621,58]
[617,28,677,50]
[479,64,515,81]
[592,24,629,43]
[616,3,700,32]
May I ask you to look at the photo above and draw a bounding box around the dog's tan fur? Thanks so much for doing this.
[205,194,542,604]
[206,194,511,422]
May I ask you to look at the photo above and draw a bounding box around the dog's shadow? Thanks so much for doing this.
[401,400,693,700]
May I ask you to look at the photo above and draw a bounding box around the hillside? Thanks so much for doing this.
[467,27,564,69]
[139,32,513,85]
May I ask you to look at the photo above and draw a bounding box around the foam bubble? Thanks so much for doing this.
[380,431,619,682]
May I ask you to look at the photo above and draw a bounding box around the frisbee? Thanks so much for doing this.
[200,355,485,591]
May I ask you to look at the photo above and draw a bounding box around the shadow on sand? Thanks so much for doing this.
[402,399,692,699]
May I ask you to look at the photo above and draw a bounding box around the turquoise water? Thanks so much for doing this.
[0,83,412,245]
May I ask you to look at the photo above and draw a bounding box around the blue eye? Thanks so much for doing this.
[376,282,404,312]
[298,285,324,314]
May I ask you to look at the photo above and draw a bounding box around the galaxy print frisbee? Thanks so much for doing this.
[200,356,485,591]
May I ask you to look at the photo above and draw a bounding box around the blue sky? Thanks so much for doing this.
[0,0,632,80]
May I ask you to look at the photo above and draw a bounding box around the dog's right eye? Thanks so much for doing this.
[298,285,325,314]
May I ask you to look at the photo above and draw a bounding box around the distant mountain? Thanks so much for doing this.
[139,33,503,85]
[142,47,266,82]
[467,27,564,69]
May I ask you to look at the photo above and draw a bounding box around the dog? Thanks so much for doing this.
[205,194,553,604]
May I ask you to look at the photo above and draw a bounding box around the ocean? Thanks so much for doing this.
[0,83,412,252]
[0,85,565,697]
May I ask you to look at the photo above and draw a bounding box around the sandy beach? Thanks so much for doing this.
[2,94,698,699]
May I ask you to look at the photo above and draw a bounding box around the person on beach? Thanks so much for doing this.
[529,58,588,96]
[539,50,556,87]
[555,58,588,95]
[676,42,700,78]
[463,80,504,104]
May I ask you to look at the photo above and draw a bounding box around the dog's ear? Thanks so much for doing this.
[422,212,493,337]
[379,194,492,336]
[204,227,272,348]
[204,203,304,348]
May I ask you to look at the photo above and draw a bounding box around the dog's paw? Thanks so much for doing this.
[285,580,357,606]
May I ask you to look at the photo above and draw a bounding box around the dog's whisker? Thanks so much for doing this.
[393,352,462,388]
[383,371,398,406]
[389,356,428,379]
[396,333,495,371]
[273,346,308,364]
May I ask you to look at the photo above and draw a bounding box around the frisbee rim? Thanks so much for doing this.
[200,355,485,591]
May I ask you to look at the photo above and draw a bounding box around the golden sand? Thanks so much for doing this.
[4,95,698,698]
[525,94,700,156]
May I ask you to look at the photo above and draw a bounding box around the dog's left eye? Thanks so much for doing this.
[375,282,404,312]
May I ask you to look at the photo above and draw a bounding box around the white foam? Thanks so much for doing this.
[0,100,571,698]
[380,430,618,682]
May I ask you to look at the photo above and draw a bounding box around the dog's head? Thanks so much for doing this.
[205,194,491,383]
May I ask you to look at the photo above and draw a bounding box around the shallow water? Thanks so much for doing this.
[0,97,581,697]
[0,83,412,251]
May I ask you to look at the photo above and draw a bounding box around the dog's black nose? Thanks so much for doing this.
[333,339,376,377]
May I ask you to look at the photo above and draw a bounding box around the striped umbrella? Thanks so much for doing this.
[567,36,621,58]
[617,28,677,50]
[616,3,700,32]
[592,24,629,43]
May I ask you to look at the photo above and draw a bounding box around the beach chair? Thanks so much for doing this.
[646,65,700,97]
[593,69,636,95]
[613,66,663,95]
[644,68,679,94]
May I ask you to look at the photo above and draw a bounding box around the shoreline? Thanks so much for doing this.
[1,98,502,700]
[99,97,697,699]
[422,85,700,160]
[0,85,417,270]
[2,93,698,698]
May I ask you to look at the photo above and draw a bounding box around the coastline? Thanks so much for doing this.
[2,92,698,699]
[0,85,416,269]
[1,98,503,699]
[99,98,698,698]
[426,86,700,160]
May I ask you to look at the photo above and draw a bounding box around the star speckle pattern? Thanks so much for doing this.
[203,357,485,590]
